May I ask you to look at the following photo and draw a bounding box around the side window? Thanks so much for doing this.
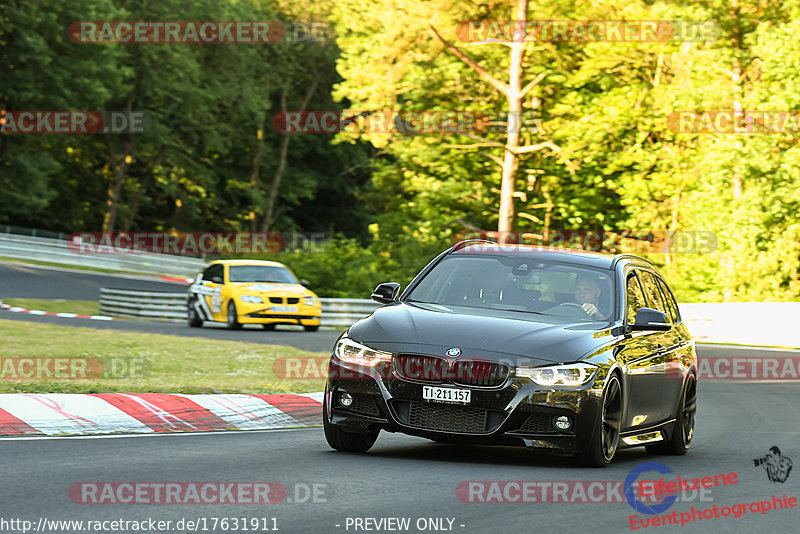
[639,271,667,314]
[626,273,646,324]
[656,277,681,323]
[202,264,223,282]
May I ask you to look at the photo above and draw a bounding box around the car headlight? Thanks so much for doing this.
[335,337,392,367]
[515,363,598,386]
[239,295,263,304]
[304,295,319,307]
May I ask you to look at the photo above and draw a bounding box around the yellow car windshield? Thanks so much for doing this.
[228,265,297,284]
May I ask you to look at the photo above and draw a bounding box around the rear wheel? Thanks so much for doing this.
[646,374,696,455]
[576,374,622,467]
[187,301,203,328]
[323,391,379,452]
[226,301,242,330]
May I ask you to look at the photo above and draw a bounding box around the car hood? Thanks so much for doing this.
[347,301,615,365]
[233,282,310,295]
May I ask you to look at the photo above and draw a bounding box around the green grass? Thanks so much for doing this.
[2,298,101,316]
[0,319,327,394]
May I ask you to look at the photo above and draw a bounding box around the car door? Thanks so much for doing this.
[201,263,225,321]
[618,269,666,429]
[655,276,693,412]
[636,270,679,421]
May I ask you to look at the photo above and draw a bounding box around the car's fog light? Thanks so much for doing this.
[339,392,353,407]
[554,415,571,431]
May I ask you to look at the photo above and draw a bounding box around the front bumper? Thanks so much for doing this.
[235,301,321,325]
[325,357,604,454]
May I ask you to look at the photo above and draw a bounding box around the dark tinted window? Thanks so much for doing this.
[626,273,647,324]
[656,277,680,323]
[202,264,223,281]
[639,271,667,313]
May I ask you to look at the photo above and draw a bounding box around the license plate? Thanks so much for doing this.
[272,305,298,313]
[422,386,471,404]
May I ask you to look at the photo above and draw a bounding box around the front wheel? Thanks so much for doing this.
[226,301,242,330]
[575,373,622,467]
[323,392,379,452]
[187,301,203,327]
[646,374,696,455]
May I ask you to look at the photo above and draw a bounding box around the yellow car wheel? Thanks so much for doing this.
[226,301,242,330]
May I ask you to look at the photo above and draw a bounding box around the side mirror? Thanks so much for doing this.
[299,279,310,287]
[631,307,670,331]
[371,282,401,304]
[211,276,223,284]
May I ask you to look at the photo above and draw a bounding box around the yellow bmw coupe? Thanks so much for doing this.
[187,259,321,331]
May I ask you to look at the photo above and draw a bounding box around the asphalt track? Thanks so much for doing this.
[3,376,799,534]
[0,261,189,299]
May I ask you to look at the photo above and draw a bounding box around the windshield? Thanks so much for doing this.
[405,255,616,321]
[228,265,298,284]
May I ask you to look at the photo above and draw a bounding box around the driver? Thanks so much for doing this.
[574,274,607,320]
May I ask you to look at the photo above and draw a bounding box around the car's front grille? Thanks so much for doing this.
[393,355,509,387]
[453,360,509,387]
[408,402,488,433]
[287,297,300,304]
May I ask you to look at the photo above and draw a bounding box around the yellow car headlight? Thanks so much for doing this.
[240,295,263,304]
[304,295,319,307]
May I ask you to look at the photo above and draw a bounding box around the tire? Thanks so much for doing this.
[323,391,379,452]
[262,324,276,331]
[226,300,242,330]
[304,325,319,332]
[187,301,203,328]
[575,373,622,467]
[646,374,696,456]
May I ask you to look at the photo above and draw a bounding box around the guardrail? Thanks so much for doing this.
[99,289,381,326]
[99,289,188,322]
[0,233,205,277]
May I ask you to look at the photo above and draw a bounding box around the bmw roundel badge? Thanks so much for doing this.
[446,347,461,357]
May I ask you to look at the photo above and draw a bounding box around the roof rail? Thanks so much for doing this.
[450,239,496,253]
[611,253,655,268]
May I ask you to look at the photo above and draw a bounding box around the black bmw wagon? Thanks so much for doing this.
[323,241,697,466]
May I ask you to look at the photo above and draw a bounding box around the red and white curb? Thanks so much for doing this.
[0,300,117,321]
[0,392,323,436]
